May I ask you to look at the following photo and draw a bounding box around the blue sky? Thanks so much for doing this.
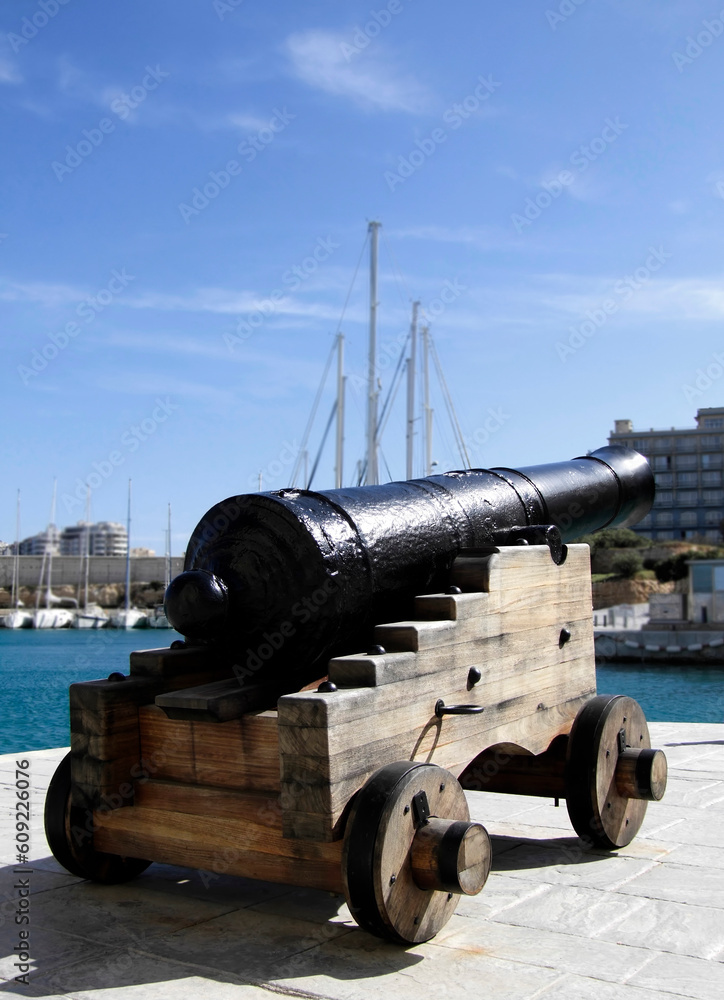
[2,0,724,553]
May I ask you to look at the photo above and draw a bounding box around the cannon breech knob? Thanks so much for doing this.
[164,569,229,639]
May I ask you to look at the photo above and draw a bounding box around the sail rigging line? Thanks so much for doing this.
[376,332,410,440]
[306,400,338,490]
[288,230,369,490]
[289,336,337,488]
[380,446,394,484]
[355,328,410,486]
[380,226,414,309]
[429,335,472,469]
[333,229,369,338]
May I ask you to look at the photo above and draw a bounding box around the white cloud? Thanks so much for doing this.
[285,30,431,113]
[389,224,526,251]
[0,57,22,85]
[0,278,85,307]
[226,112,273,132]
[122,286,350,322]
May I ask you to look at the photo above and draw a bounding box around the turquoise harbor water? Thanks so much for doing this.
[0,630,723,754]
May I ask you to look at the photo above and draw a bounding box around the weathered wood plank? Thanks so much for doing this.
[129,644,224,678]
[93,790,344,893]
[155,677,282,722]
[281,619,593,731]
[138,705,280,792]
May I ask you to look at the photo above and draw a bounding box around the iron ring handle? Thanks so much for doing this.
[435,699,485,718]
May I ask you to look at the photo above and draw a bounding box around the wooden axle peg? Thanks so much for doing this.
[411,818,491,896]
[615,748,667,801]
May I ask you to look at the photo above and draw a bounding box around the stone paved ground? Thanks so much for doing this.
[0,722,723,1000]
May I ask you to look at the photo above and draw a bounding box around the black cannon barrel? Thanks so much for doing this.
[165,445,653,683]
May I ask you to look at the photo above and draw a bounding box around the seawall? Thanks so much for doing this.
[0,555,185,587]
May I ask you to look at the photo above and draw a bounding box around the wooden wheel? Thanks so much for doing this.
[44,752,151,883]
[565,695,667,850]
[342,761,491,944]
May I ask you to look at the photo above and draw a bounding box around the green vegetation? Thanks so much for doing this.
[610,552,644,579]
[643,548,723,583]
[577,527,651,552]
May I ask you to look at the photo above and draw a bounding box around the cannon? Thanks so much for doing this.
[164,445,653,688]
[45,445,668,945]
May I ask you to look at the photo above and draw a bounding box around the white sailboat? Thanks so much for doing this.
[110,480,147,629]
[148,503,172,628]
[72,492,109,629]
[2,490,32,628]
[33,480,73,629]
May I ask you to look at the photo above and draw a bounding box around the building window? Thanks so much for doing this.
[656,512,673,526]
[656,531,674,540]
[651,437,671,451]
[703,419,724,429]
[638,514,652,527]
[676,491,698,505]
[677,436,698,451]
[702,470,722,485]
[703,489,724,504]
[655,473,673,486]
[701,453,722,469]
[653,455,671,470]
[705,510,722,525]
[654,491,672,506]
[692,564,712,592]
[679,511,698,527]
[676,454,697,469]
[677,472,698,486]
[701,435,722,448]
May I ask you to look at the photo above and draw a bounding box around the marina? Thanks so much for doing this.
[1,607,722,758]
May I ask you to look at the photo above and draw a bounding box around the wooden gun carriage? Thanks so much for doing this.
[45,448,667,944]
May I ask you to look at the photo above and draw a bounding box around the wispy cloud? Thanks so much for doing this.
[122,286,351,322]
[0,57,22,85]
[0,278,85,307]
[389,224,532,251]
[285,30,431,113]
[0,275,361,323]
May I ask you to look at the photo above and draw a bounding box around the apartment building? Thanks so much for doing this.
[608,406,724,542]
[59,521,128,557]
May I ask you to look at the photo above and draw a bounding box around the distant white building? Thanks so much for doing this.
[18,526,61,556]
[59,521,128,557]
[609,406,724,543]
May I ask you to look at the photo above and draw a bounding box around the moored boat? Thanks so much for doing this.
[2,609,32,629]
[73,604,110,629]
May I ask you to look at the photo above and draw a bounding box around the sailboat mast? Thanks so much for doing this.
[124,479,132,614]
[406,300,420,480]
[366,220,381,485]
[335,333,345,489]
[422,326,433,476]
[165,502,172,590]
[83,488,91,611]
[46,478,57,608]
[11,489,20,611]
